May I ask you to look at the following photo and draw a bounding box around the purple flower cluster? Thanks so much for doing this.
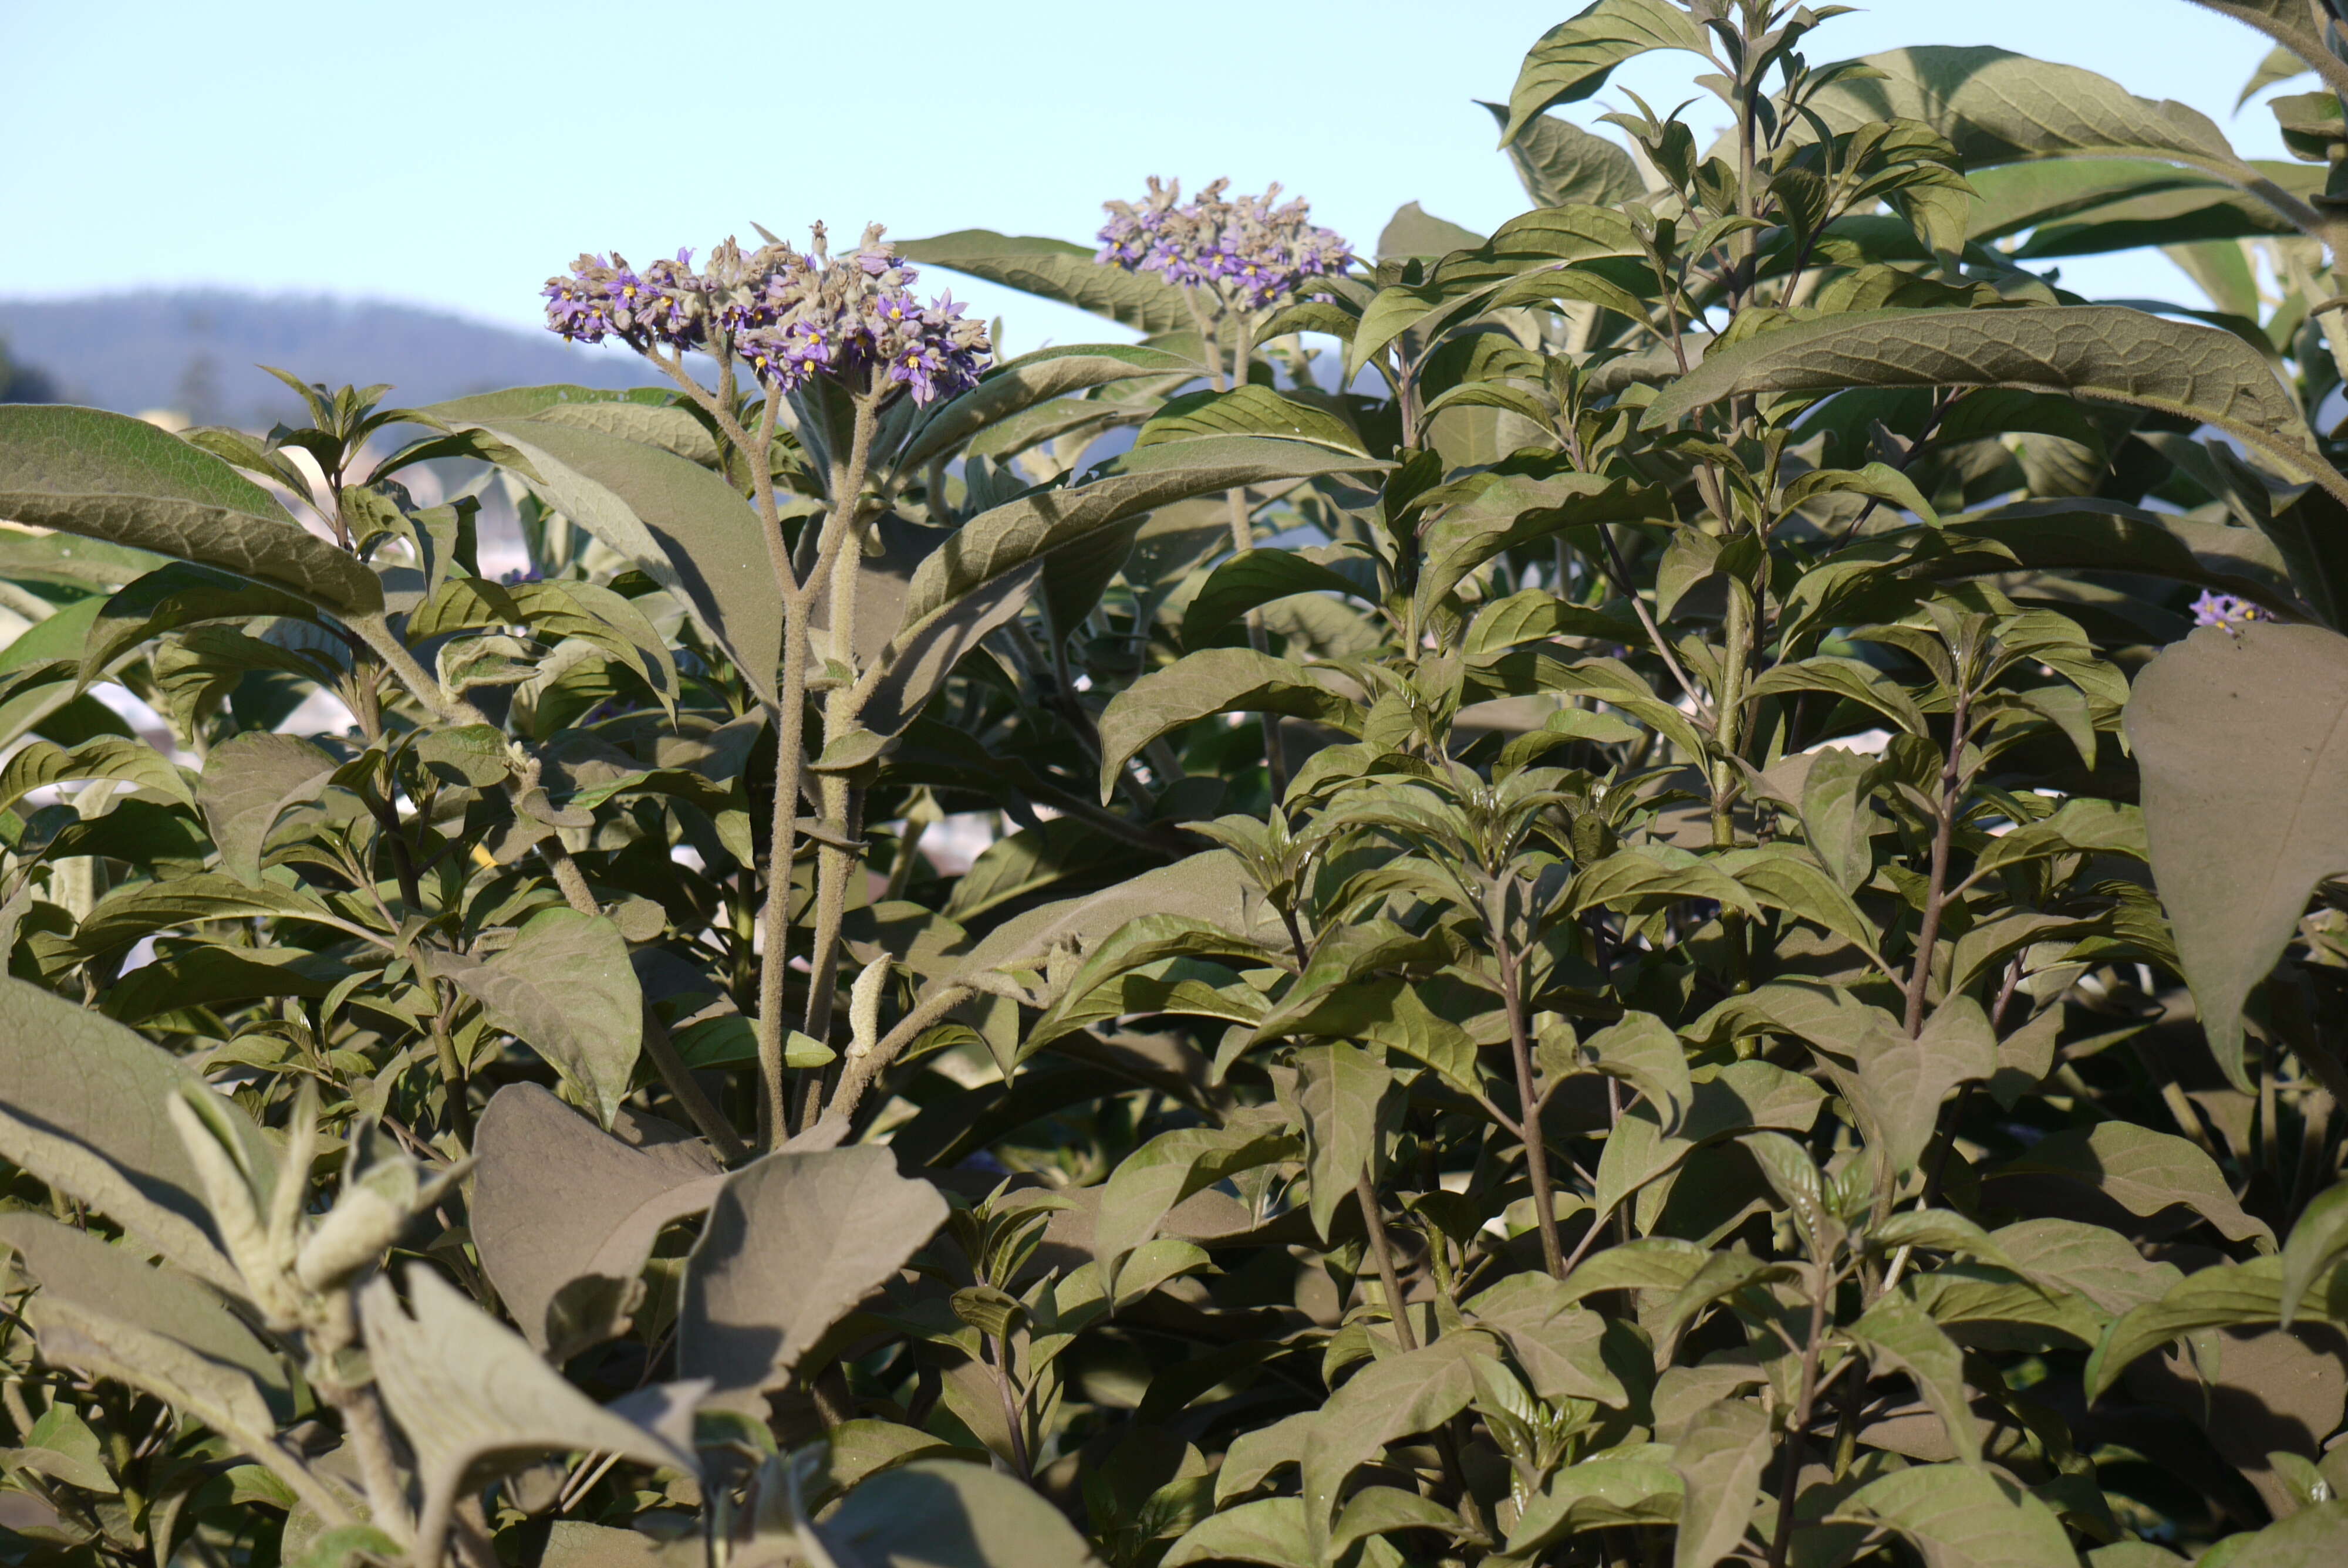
[2190,590,2266,628]
[1095,178,1351,310]
[542,224,991,405]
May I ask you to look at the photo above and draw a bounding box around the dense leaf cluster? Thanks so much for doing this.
[4,3,2348,1565]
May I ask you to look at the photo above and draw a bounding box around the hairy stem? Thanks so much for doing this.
[1765,1266,1833,1568]
[1355,1172,1419,1351]
[757,595,812,1149]
[1901,681,1973,1038]
[803,983,977,1143]
[1497,930,1565,1278]
[1598,525,1715,729]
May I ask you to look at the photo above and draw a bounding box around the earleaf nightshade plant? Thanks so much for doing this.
[4,2,2348,1564]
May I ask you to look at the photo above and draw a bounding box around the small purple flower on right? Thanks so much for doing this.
[2190,590,2265,629]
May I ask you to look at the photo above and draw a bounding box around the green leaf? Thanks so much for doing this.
[895,343,1197,476]
[0,529,170,591]
[2126,623,2348,1090]
[2248,482,2348,631]
[2190,1499,2348,1567]
[79,562,319,685]
[104,942,350,1026]
[934,850,1282,1001]
[1848,999,1997,1177]
[943,818,1151,928]
[1794,746,1888,892]
[1286,1043,1392,1242]
[820,1459,1100,1568]
[1670,1398,1772,1568]
[195,731,337,887]
[360,1266,694,1536]
[1330,1486,1461,1558]
[2086,1255,2336,1400]
[1094,1118,1296,1295]
[1581,1011,1692,1134]
[1375,201,1485,262]
[1462,1273,1630,1405]
[1806,46,2242,173]
[0,977,273,1292]
[0,735,192,817]
[678,1145,946,1393]
[2280,1180,2348,1331]
[423,414,780,705]
[1644,307,2337,508]
[1499,0,1710,145]
[1480,100,1643,208]
[0,406,382,614]
[1504,1450,1682,1554]
[1135,386,1365,455]
[881,442,1378,732]
[1300,1334,1492,1545]
[427,908,643,1128]
[1963,159,2240,245]
[1416,472,1667,616]
[1165,1497,1314,1568]
[8,1401,116,1493]
[1567,844,1761,920]
[1182,549,1375,652]
[470,1084,723,1359]
[1750,656,1930,737]
[1096,648,1362,802]
[897,229,1197,334]
[1251,974,1483,1094]
[69,872,371,958]
[0,1212,294,1423]
[1998,1122,2274,1247]
[859,557,1043,739]
[1829,1462,2078,1568]
[1848,1293,1982,1464]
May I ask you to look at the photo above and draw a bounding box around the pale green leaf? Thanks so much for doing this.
[678,1146,946,1393]
[2126,623,2348,1090]
[429,908,643,1128]
[0,406,381,614]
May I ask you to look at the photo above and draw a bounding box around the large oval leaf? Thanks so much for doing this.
[677,1145,946,1394]
[427,908,644,1128]
[0,978,274,1293]
[1806,46,2242,173]
[896,229,1196,334]
[0,406,381,614]
[2126,623,2348,1090]
[1095,648,1363,802]
[1642,306,2340,507]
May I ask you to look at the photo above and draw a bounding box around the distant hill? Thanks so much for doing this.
[0,290,667,426]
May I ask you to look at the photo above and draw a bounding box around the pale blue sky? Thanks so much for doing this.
[0,1,2307,354]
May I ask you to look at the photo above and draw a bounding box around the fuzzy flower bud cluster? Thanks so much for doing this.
[2190,590,2266,628]
[1096,177,1352,310]
[544,223,991,405]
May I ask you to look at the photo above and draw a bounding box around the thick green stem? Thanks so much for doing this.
[794,782,862,1131]
[1765,1266,1832,1568]
[757,596,812,1150]
[1901,681,1973,1039]
[777,396,883,1136]
[1711,579,1755,846]
[1498,932,1565,1278]
[1355,1172,1419,1351]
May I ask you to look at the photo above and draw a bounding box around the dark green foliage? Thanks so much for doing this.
[4,5,2348,1566]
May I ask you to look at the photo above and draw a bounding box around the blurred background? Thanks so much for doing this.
[0,0,2303,427]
